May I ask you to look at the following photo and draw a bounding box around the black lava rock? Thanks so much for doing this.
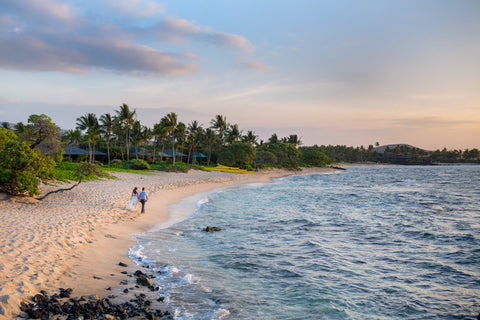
[205,226,222,232]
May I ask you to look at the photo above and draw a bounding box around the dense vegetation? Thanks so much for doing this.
[1,104,478,196]
[312,144,480,165]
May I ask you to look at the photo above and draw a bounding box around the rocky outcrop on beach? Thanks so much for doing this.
[20,290,170,319]
[19,270,171,319]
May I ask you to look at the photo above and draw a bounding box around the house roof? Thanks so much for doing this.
[194,152,207,158]
[64,146,106,155]
[163,150,187,157]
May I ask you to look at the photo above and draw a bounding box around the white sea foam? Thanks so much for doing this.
[128,244,147,264]
[213,308,230,319]
[179,274,195,285]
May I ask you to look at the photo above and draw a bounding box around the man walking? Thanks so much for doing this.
[139,187,148,213]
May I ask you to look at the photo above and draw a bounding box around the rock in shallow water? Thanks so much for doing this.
[205,226,222,232]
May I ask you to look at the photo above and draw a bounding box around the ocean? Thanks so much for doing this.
[129,165,480,320]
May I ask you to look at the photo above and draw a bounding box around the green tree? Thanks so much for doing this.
[218,142,256,169]
[13,122,26,136]
[210,114,228,147]
[187,120,203,164]
[18,114,63,161]
[0,128,54,196]
[100,113,114,164]
[131,120,143,159]
[300,147,331,166]
[256,150,277,165]
[176,122,187,162]
[116,103,136,161]
[153,120,168,162]
[76,113,100,163]
[242,130,258,146]
[261,141,302,168]
[162,112,178,166]
[268,133,279,144]
[63,129,81,159]
[226,123,241,145]
[204,128,216,165]
[287,134,301,146]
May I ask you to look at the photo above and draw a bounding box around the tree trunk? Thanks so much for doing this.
[36,181,81,200]
[126,129,130,161]
[207,145,212,165]
[107,136,111,164]
[172,136,176,166]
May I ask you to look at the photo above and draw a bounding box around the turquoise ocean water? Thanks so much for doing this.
[129,165,480,319]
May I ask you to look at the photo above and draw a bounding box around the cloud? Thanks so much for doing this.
[391,116,477,128]
[3,0,76,22]
[237,60,270,71]
[150,17,254,52]
[101,0,164,18]
[0,33,198,75]
[201,32,254,52]
[0,0,254,75]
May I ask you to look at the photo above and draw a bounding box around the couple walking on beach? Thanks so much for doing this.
[127,187,148,213]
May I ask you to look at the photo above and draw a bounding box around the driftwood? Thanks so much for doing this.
[35,162,103,201]
[35,181,81,201]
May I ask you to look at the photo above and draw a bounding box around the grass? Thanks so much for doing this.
[51,161,113,182]
[52,161,207,182]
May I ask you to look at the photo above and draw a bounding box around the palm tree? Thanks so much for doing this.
[268,133,279,145]
[187,120,203,164]
[115,103,136,160]
[13,122,26,136]
[162,112,178,166]
[210,114,228,147]
[176,122,186,162]
[100,113,113,164]
[131,120,143,159]
[153,120,168,162]
[63,129,81,159]
[112,117,126,160]
[152,122,161,162]
[226,123,241,145]
[76,113,99,162]
[141,127,153,160]
[287,134,301,146]
[242,130,258,146]
[204,128,216,165]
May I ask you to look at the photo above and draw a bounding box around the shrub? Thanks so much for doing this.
[124,159,151,170]
[0,128,55,196]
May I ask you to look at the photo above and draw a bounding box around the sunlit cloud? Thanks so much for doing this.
[149,17,254,52]
[237,60,270,71]
[101,0,165,18]
[0,0,255,75]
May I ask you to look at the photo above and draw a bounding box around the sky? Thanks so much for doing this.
[0,0,479,150]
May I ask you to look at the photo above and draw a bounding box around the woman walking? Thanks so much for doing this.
[127,187,139,211]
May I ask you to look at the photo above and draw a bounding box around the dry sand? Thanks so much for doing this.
[0,167,335,319]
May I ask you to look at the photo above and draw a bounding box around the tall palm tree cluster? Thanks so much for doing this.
[71,104,260,165]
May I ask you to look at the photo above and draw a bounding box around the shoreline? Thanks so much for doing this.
[0,167,337,319]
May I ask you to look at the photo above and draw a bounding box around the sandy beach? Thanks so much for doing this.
[0,167,335,319]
